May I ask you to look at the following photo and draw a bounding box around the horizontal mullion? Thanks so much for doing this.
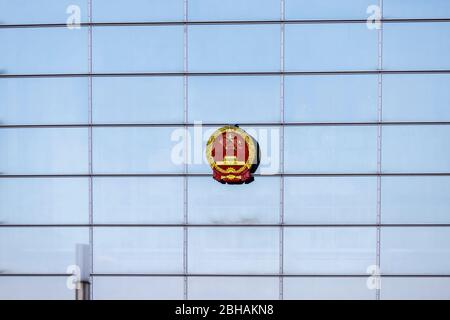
[2,70,450,78]
[1,18,450,28]
[1,173,450,178]
[1,122,450,129]
[1,273,450,278]
[1,224,450,228]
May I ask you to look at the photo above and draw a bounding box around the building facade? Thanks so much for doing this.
[1,0,450,299]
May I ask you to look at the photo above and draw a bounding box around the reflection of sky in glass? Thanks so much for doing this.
[0,178,89,224]
[0,78,89,125]
[93,77,184,124]
[188,227,279,274]
[0,0,88,24]
[0,28,88,74]
[0,128,89,174]
[0,228,89,273]
[284,177,378,224]
[284,227,377,274]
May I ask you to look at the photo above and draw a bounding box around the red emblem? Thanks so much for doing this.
[206,126,259,184]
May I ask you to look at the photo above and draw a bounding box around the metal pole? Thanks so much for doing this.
[76,281,91,301]
[75,244,91,301]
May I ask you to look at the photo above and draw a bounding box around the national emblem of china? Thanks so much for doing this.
[206,125,260,184]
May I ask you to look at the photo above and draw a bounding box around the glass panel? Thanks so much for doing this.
[188,76,280,123]
[188,277,279,300]
[381,278,450,300]
[381,227,450,274]
[382,176,450,224]
[93,177,184,224]
[92,77,184,124]
[284,227,377,274]
[0,77,88,125]
[0,277,74,300]
[188,227,279,274]
[285,75,378,123]
[188,177,280,224]
[0,227,89,273]
[285,23,378,72]
[92,26,184,73]
[284,126,378,173]
[384,0,450,19]
[93,276,184,300]
[92,127,184,174]
[284,277,376,300]
[382,125,450,173]
[286,0,375,20]
[0,128,89,175]
[0,28,88,74]
[92,0,184,22]
[383,74,450,122]
[93,227,184,273]
[383,23,450,70]
[188,25,280,72]
[0,0,88,24]
[188,125,282,175]
[0,178,89,224]
[189,0,280,21]
[284,177,377,224]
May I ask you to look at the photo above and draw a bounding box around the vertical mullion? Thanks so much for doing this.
[279,0,286,301]
[183,0,189,301]
[376,0,384,301]
[87,0,94,300]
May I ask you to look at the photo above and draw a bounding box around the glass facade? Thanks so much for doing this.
[1,0,450,300]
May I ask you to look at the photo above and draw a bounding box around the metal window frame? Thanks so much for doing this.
[1,18,450,29]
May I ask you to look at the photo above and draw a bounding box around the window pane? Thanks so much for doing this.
[0,0,88,24]
[382,177,450,224]
[285,23,378,72]
[188,76,280,123]
[0,277,73,300]
[382,125,450,173]
[188,25,280,72]
[189,0,280,21]
[93,277,184,300]
[93,127,183,174]
[285,75,378,123]
[92,0,184,22]
[284,277,376,300]
[188,177,280,224]
[383,23,450,70]
[93,26,184,73]
[286,0,375,20]
[0,28,88,74]
[0,128,89,175]
[284,177,377,224]
[0,227,89,273]
[0,78,88,125]
[381,227,450,274]
[93,177,184,224]
[188,227,279,274]
[93,227,184,273]
[383,74,450,122]
[0,178,89,224]
[381,278,450,300]
[284,126,378,173]
[93,77,184,124]
[284,227,377,274]
[189,277,279,300]
[384,0,450,19]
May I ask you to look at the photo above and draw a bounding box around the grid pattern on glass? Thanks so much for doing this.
[1,0,450,300]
